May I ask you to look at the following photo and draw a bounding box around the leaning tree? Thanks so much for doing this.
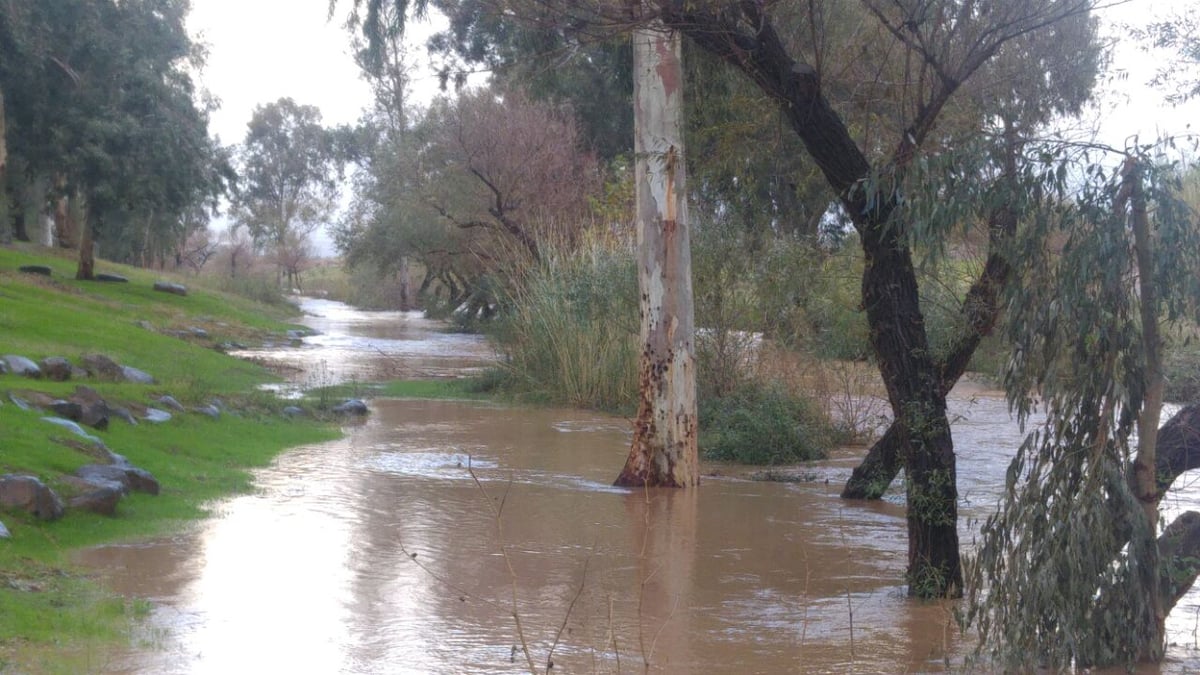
[966,147,1200,668]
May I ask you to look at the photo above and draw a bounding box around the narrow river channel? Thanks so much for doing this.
[78,298,1200,673]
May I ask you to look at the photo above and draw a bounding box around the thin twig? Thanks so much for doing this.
[608,596,621,674]
[645,592,682,669]
[545,543,596,671]
[395,538,504,612]
[467,458,537,674]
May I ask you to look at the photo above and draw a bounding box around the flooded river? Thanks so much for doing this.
[79,298,1200,673]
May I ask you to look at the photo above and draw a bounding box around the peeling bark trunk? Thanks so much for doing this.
[614,21,698,489]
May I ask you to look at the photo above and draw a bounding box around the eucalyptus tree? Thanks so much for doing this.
[341,0,1109,597]
[612,19,698,488]
[231,98,341,289]
[964,145,1200,668]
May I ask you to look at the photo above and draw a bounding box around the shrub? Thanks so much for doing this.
[699,381,834,465]
[486,242,640,412]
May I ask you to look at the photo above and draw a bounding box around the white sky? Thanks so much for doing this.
[187,0,1198,254]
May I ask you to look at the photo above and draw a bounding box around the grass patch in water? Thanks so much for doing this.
[355,378,491,400]
[0,244,337,670]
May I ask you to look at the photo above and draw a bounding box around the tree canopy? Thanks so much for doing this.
[0,0,229,275]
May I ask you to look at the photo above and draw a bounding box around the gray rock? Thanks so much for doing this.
[110,407,137,426]
[69,386,110,430]
[75,465,131,494]
[0,520,9,538]
[81,353,124,380]
[125,467,161,495]
[136,320,154,331]
[286,329,308,340]
[0,475,65,521]
[332,399,369,416]
[49,400,84,421]
[193,404,220,419]
[188,327,209,339]
[0,360,7,375]
[282,406,305,418]
[41,417,103,444]
[3,355,42,378]
[8,394,30,410]
[120,365,155,384]
[18,264,52,276]
[94,273,128,283]
[39,356,73,381]
[75,464,160,496]
[143,408,172,423]
[62,476,123,516]
[156,395,184,411]
[153,280,188,296]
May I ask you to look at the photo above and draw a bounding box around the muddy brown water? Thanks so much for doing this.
[76,298,1200,673]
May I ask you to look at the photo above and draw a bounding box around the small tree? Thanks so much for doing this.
[231,98,340,283]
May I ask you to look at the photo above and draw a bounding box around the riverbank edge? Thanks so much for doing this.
[0,246,349,673]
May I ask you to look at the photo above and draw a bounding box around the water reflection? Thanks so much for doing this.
[77,299,1200,673]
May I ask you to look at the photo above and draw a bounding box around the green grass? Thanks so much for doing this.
[374,378,491,400]
[0,244,337,670]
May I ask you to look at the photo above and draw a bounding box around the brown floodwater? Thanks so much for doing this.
[75,299,1200,673]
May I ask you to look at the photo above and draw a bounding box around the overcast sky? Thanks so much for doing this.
[186,0,1197,252]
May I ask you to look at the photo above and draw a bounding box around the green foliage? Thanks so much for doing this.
[0,0,229,264]
[698,381,833,465]
[966,146,1200,669]
[484,241,639,412]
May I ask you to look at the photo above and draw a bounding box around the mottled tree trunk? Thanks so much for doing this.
[76,211,95,280]
[53,178,80,249]
[614,21,698,488]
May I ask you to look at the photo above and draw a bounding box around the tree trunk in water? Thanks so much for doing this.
[614,20,698,489]
[861,210,963,597]
[664,4,961,593]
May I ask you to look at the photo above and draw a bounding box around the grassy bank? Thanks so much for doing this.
[0,245,338,672]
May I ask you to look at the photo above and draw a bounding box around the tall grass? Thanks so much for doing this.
[486,239,640,412]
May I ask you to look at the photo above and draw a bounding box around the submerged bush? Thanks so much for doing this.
[699,381,834,465]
